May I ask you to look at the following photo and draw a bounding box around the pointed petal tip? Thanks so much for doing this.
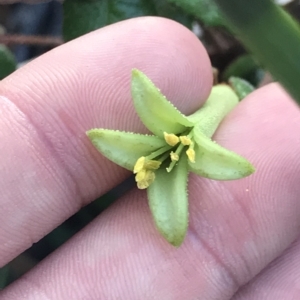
[131,68,143,79]
[86,128,96,138]
[131,68,153,88]
[247,163,256,176]
[158,228,185,247]
[237,159,256,178]
[168,236,185,248]
[86,128,105,140]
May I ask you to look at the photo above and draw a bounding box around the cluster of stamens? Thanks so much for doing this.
[133,131,196,189]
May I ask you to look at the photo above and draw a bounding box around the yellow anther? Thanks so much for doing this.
[135,169,146,182]
[186,148,195,163]
[164,132,179,146]
[134,157,160,189]
[170,151,179,161]
[180,136,192,146]
[133,156,145,174]
[137,181,149,189]
[136,170,155,189]
[145,170,155,183]
[144,160,161,170]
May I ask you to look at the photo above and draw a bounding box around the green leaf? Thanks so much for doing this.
[229,77,255,100]
[0,45,16,80]
[131,69,193,137]
[87,129,165,170]
[212,0,300,105]
[148,155,189,247]
[190,129,255,180]
[166,0,227,28]
[63,0,157,41]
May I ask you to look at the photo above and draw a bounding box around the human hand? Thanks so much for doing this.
[0,17,300,300]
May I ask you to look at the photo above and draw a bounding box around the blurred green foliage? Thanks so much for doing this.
[0,45,16,80]
[63,0,193,41]
[212,0,300,104]
[166,0,228,28]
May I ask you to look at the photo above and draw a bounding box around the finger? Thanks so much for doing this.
[232,236,300,299]
[185,83,300,296]
[0,17,213,266]
[2,84,300,299]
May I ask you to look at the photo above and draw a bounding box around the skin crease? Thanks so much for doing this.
[0,17,300,300]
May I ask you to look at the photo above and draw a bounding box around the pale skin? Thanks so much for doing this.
[0,17,300,299]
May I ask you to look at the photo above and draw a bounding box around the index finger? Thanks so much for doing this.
[0,17,213,266]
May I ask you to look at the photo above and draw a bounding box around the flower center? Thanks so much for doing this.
[133,131,195,189]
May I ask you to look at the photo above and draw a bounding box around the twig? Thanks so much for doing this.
[0,34,63,47]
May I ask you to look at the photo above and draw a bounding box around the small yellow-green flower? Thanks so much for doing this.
[87,69,255,247]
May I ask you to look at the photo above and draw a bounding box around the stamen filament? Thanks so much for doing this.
[158,151,172,164]
[147,144,172,160]
[166,143,185,172]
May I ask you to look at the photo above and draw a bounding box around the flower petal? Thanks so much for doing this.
[187,84,239,137]
[189,129,255,180]
[87,129,165,171]
[131,69,193,137]
[147,155,189,247]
